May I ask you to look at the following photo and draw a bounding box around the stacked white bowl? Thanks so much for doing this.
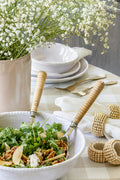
[31,43,92,83]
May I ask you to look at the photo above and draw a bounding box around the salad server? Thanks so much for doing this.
[63,80,104,157]
[30,71,47,124]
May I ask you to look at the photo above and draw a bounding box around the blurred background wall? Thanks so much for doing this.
[57,6,120,76]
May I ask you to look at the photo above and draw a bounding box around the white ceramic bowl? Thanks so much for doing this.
[31,43,79,73]
[32,60,81,79]
[0,111,85,180]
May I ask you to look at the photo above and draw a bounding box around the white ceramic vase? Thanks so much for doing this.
[0,54,31,113]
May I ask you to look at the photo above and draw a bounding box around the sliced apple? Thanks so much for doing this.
[5,142,10,151]
[0,160,12,166]
[57,131,64,139]
[40,132,46,139]
[12,145,23,165]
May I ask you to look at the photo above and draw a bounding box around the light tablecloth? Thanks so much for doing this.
[31,63,120,180]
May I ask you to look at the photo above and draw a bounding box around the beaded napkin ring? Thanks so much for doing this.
[92,113,108,137]
[103,139,120,165]
[88,141,106,163]
[107,104,120,119]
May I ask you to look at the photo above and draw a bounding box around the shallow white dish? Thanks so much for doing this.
[31,43,79,73]
[0,111,85,180]
[32,61,81,79]
[31,59,88,83]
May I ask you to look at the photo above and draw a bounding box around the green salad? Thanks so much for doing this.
[0,121,67,168]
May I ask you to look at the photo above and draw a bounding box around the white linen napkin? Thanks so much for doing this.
[54,96,120,139]
[73,47,92,59]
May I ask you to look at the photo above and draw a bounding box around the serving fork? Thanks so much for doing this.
[72,80,118,96]
[56,74,106,92]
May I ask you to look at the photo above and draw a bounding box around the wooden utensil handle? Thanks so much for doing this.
[31,71,47,112]
[74,81,104,125]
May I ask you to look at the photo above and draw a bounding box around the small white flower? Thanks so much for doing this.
[0,0,117,60]
[6,37,9,41]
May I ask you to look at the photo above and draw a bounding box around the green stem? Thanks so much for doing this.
[41,118,49,128]
[1,39,20,56]
[32,128,36,143]
[15,44,28,59]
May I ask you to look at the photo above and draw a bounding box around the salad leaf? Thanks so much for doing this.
[0,121,65,157]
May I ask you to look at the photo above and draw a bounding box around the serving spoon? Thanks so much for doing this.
[62,81,104,158]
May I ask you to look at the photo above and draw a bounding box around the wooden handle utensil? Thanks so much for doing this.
[30,71,47,124]
[64,81,104,139]
[74,80,104,125]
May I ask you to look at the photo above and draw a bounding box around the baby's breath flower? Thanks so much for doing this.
[0,0,117,60]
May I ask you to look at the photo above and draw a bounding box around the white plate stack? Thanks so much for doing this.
[31,43,92,83]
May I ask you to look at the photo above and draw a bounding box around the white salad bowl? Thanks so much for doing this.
[0,111,85,180]
[31,43,79,73]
